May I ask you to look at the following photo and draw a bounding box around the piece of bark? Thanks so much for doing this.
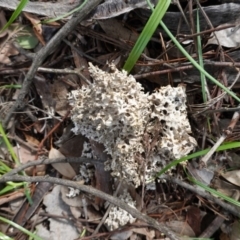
[0,0,83,18]
[89,140,113,207]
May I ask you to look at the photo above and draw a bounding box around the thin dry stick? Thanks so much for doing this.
[200,71,240,165]
[2,157,93,177]
[0,174,180,240]
[172,0,191,30]
[191,69,240,116]
[92,180,123,235]
[199,215,225,238]
[134,60,240,79]
[201,106,240,166]
[200,134,226,166]
[37,67,91,85]
[3,0,102,129]
[3,156,240,218]
[63,39,104,65]
[195,0,223,52]
[166,176,240,218]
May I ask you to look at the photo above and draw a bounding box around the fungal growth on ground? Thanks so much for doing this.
[69,63,197,187]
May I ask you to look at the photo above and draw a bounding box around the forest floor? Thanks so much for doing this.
[1,0,240,239]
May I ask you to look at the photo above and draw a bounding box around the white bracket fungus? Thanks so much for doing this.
[69,63,196,187]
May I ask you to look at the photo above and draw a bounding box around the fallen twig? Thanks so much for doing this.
[0,174,180,240]
[166,176,240,218]
[3,0,102,129]
[2,156,240,218]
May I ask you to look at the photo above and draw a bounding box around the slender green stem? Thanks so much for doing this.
[0,122,19,165]
[188,174,240,207]
[153,141,240,178]
[142,1,240,102]
[0,232,14,240]
[0,0,29,33]
[196,6,211,131]
[123,0,171,72]
[0,84,22,89]
[42,0,88,23]
[196,7,208,102]
[0,216,42,240]
[160,20,240,102]
[0,123,32,203]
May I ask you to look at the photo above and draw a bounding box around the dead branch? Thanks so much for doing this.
[2,0,102,129]
[0,174,180,240]
[2,156,240,218]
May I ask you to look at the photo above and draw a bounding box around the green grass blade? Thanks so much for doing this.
[188,175,240,207]
[0,0,29,33]
[24,184,33,205]
[124,1,240,102]
[0,183,24,195]
[0,123,32,203]
[160,20,240,102]
[154,141,240,178]
[123,0,171,72]
[0,216,42,240]
[0,161,12,174]
[0,85,22,89]
[0,232,14,240]
[0,123,19,165]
